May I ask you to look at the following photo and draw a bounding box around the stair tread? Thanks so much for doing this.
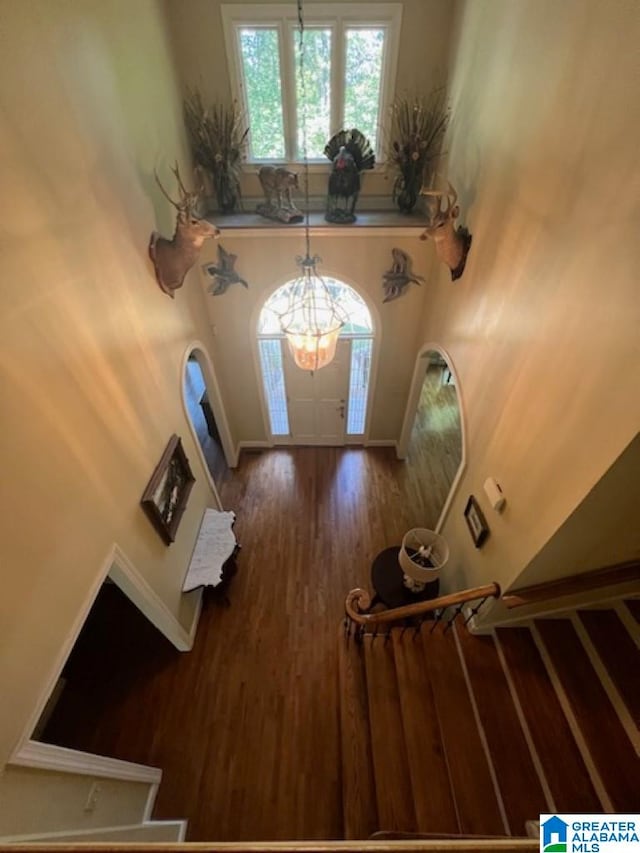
[496,626,601,812]
[338,630,378,840]
[536,618,640,811]
[422,625,505,836]
[363,634,417,833]
[578,608,640,728]
[624,598,640,624]
[392,630,459,834]
[455,622,548,835]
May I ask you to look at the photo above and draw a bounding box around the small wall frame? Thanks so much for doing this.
[141,435,195,545]
[464,495,489,548]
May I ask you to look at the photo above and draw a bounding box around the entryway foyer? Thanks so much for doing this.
[35,448,640,841]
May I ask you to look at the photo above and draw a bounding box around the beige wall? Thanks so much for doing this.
[417,0,640,597]
[0,765,149,838]
[0,0,217,786]
[513,433,640,590]
[167,0,454,102]
[164,0,458,443]
[199,230,434,444]
[165,0,456,199]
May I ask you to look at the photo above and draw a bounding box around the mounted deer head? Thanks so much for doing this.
[420,180,472,281]
[149,162,220,298]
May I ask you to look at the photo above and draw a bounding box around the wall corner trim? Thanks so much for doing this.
[186,588,204,648]
[10,740,161,784]
[9,542,191,780]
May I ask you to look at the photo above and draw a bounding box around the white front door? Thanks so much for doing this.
[283,339,350,445]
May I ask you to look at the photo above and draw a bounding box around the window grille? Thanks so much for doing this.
[258,339,290,435]
[222,4,401,162]
[347,338,372,435]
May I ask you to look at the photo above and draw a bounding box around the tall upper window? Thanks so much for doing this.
[222,4,402,162]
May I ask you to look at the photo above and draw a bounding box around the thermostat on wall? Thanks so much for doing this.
[484,477,506,512]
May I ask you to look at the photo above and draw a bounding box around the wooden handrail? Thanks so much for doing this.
[502,559,640,609]
[0,842,539,851]
[345,583,501,625]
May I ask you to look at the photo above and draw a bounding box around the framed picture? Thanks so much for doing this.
[464,495,489,548]
[141,435,195,545]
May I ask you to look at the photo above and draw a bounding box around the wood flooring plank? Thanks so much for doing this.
[578,608,640,728]
[496,626,601,813]
[363,634,417,833]
[338,630,378,839]
[392,630,458,834]
[536,618,640,811]
[454,622,548,835]
[422,626,504,836]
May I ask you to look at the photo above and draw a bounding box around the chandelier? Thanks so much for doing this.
[278,0,346,371]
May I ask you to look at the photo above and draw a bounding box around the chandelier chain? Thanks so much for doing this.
[297,0,312,260]
[276,0,345,371]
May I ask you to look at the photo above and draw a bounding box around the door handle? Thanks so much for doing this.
[338,404,345,418]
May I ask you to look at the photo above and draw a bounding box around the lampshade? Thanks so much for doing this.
[399,528,449,585]
[279,255,345,370]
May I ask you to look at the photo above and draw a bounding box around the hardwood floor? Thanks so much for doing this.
[39,445,455,841]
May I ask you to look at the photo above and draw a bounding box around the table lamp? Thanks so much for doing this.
[399,528,449,592]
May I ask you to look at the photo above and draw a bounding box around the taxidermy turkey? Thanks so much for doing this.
[324,129,375,223]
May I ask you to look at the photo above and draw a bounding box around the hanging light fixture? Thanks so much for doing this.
[278,0,346,371]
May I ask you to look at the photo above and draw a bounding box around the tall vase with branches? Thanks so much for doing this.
[387,87,450,214]
[183,90,249,214]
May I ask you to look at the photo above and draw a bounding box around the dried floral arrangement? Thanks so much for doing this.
[183,89,249,213]
[387,86,450,213]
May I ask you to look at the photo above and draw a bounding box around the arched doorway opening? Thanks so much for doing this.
[181,344,235,496]
[398,346,465,530]
[257,277,375,445]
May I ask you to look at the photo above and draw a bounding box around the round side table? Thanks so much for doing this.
[371,546,440,609]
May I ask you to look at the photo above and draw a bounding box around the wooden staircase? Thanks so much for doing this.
[339,597,640,839]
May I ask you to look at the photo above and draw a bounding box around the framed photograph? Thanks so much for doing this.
[464,495,489,548]
[141,435,195,545]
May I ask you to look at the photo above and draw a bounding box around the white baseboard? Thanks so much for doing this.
[525,820,541,839]
[235,440,271,461]
[452,623,509,835]
[186,588,204,648]
[109,546,192,652]
[493,623,555,813]
[570,611,640,755]
[142,782,160,822]
[530,622,612,812]
[617,598,640,649]
[11,740,161,784]
[462,605,493,635]
[0,820,187,844]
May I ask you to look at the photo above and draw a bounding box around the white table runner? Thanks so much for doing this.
[182,509,237,592]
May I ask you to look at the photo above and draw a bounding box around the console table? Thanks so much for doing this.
[183,508,239,595]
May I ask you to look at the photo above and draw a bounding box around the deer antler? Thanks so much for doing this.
[171,162,191,202]
[155,162,202,214]
[420,178,458,220]
[154,168,181,210]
